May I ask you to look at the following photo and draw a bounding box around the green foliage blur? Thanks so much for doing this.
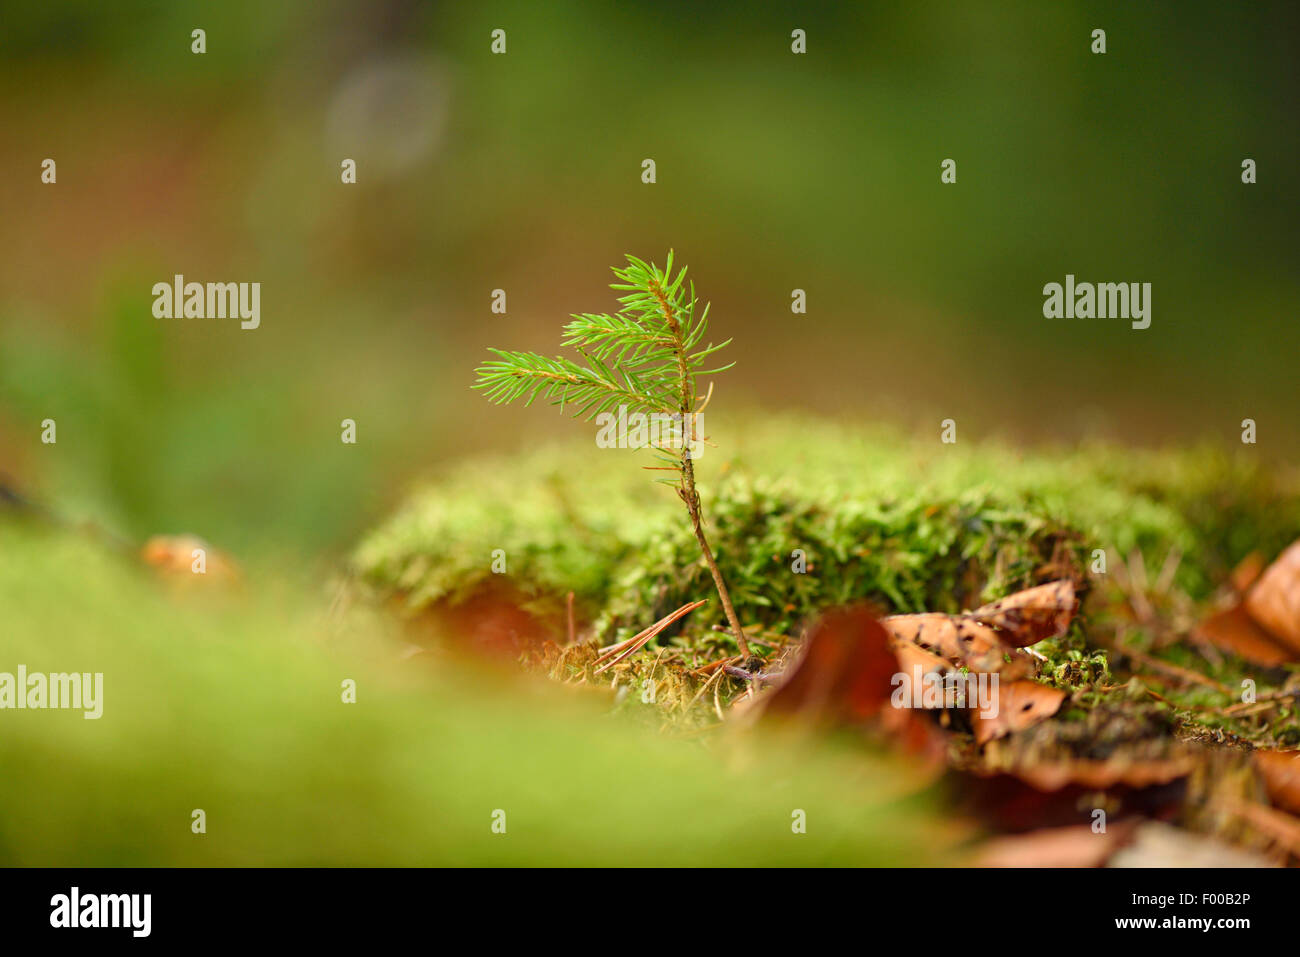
[0,522,953,865]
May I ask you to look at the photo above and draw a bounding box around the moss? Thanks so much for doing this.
[354,414,1300,653]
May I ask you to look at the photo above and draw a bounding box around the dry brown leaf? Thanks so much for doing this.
[1194,539,1300,666]
[1244,540,1300,655]
[1194,603,1294,667]
[957,766,1188,833]
[1230,551,1267,594]
[413,585,553,659]
[890,639,955,685]
[1013,755,1195,791]
[883,614,1020,674]
[763,605,948,762]
[882,613,967,658]
[969,579,1077,647]
[970,680,1066,745]
[763,604,899,724]
[1254,750,1300,815]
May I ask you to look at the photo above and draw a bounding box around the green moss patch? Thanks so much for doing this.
[353,415,1300,651]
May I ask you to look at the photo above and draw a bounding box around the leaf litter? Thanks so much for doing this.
[487,539,1300,866]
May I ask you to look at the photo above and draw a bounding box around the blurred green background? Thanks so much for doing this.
[2,0,1296,559]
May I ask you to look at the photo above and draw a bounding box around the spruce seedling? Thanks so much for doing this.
[473,252,751,659]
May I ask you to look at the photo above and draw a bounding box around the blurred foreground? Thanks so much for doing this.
[0,519,951,866]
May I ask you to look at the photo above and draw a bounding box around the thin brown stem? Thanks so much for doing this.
[566,591,576,645]
[681,455,750,659]
[650,277,751,661]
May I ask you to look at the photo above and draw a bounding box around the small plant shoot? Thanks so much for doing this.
[473,253,752,660]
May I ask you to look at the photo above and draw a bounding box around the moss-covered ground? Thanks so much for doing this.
[353,415,1300,746]
[5,415,1298,863]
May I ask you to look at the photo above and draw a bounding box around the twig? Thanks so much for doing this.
[1154,546,1183,595]
[1117,642,1232,695]
[1189,633,1225,670]
[1222,689,1299,716]
[1216,798,1300,858]
[684,664,727,714]
[1124,549,1155,622]
[593,599,707,674]
[690,655,736,677]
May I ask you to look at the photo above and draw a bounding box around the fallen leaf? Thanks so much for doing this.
[882,613,1026,675]
[1230,551,1267,594]
[970,680,1066,745]
[1254,750,1300,815]
[764,605,947,762]
[763,604,898,724]
[1012,755,1194,791]
[1244,540,1300,655]
[1194,603,1294,667]
[1194,539,1300,666]
[969,579,1077,647]
[415,584,552,659]
[955,767,1188,833]
[882,613,967,659]
[890,639,955,686]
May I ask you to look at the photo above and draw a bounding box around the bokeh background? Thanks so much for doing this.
[2,0,1296,561]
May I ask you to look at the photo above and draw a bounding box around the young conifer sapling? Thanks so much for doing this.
[473,253,751,660]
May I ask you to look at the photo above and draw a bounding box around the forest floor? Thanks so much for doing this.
[351,416,1300,866]
[4,415,1299,865]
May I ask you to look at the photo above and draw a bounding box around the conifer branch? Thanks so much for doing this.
[472,252,751,660]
